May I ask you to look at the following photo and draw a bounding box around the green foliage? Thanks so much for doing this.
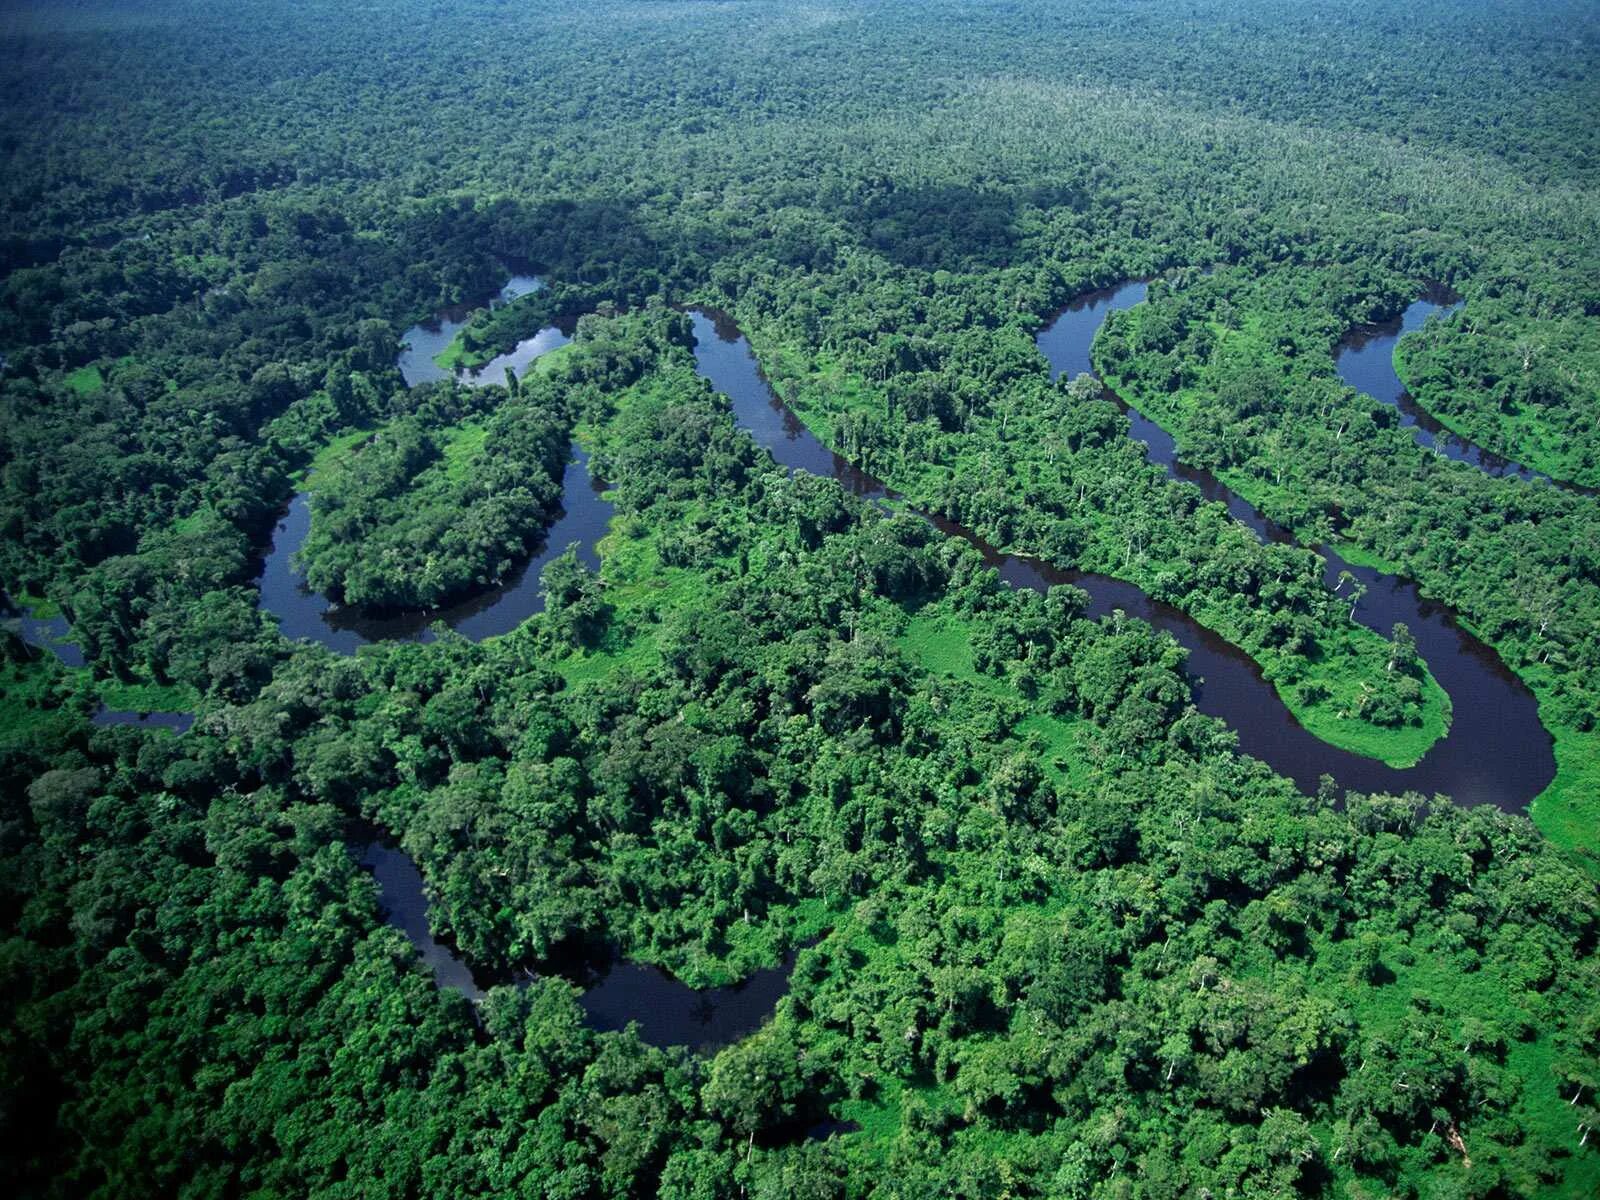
[0,2,1596,1198]
[296,396,570,611]
[1398,302,1600,488]
[1093,269,1600,864]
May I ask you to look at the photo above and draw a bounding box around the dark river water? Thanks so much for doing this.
[686,294,1553,811]
[4,597,191,731]
[254,446,611,653]
[359,837,796,1051]
[92,708,194,733]
[254,276,593,652]
[2,601,84,667]
[1333,291,1574,489]
[397,275,573,389]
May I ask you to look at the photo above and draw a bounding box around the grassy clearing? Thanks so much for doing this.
[899,609,1094,791]
[835,1074,963,1166]
[439,422,488,482]
[0,659,75,747]
[1335,537,1599,872]
[14,591,61,619]
[1110,315,1599,858]
[1098,358,1454,769]
[552,512,713,688]
[64,364,105,395]
[300,425,378,483]
[435,336,505,374]
[532,342,576,376]
[296,417,488,491]
[1290,629,1453,768]
[97,679,197,713]
[1395,320,1600,490]
[432,332,466,372]
[1525,689,1600,878]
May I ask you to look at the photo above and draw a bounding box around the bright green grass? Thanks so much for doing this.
[1290,630,1453,768]
[1095,355,1455,768]
[532,342,575,376]
[64,364,104,395]
[0,660,72,746]
[835,1074,963,1164]
[1132,320,1597,858]
[432,335,506,374]
[298,417,487,491]
[300,425,378,483]
[14,591,61,619]
[97,679,197,713]
[552,518,711,687]
[897,612,973,677]
[1334,533,1600,871]
[431,331,470,372]
[439,422,488,481]
[1525,687,1600,878]
[899,610,1094,790]
[171,510,210,535]
[433,324,560,375]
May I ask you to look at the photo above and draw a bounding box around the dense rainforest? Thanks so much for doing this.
[1,1,1597,1197]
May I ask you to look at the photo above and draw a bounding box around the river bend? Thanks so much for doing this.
[687,295,1553,811]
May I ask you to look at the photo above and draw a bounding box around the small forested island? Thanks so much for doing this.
[0,2,1597,1197]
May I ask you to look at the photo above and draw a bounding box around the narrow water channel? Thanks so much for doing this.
[5,596,189,731]
[253,276,590,652]
[686,296,1554,811]
[254,446,612,653]
[92,708,194,733]
[2,599,85,667]
[359,836,797,1051]
[396,274,569,389]
[1333,291,1567,488]
[1044,284,1551,808]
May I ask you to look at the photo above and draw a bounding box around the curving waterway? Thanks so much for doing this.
[397,275,573,389]
[360,836,796,1051]
[255,446,611,653]
[1333,290,1575,490]
[4,596,192,731]
[686,295,1554,811]
[255,274,597,653]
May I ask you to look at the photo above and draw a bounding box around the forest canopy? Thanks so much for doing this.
[0,2,1597,1199]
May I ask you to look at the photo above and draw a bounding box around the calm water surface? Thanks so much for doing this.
[686,297,1552,811]
[1333,292,1568,488]
[255,446,612,652]
[396,274,557,388]
[360,837,796,1051]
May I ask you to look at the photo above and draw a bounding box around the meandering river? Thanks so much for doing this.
[396,274,572,389]
[251,278,593,652]
[359,836,797,1051]
[1333,291,1571,489]
[254,446,611,653]
[686,293,1554,811]
[268,284,1555,1043]
[3,597,191,731]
